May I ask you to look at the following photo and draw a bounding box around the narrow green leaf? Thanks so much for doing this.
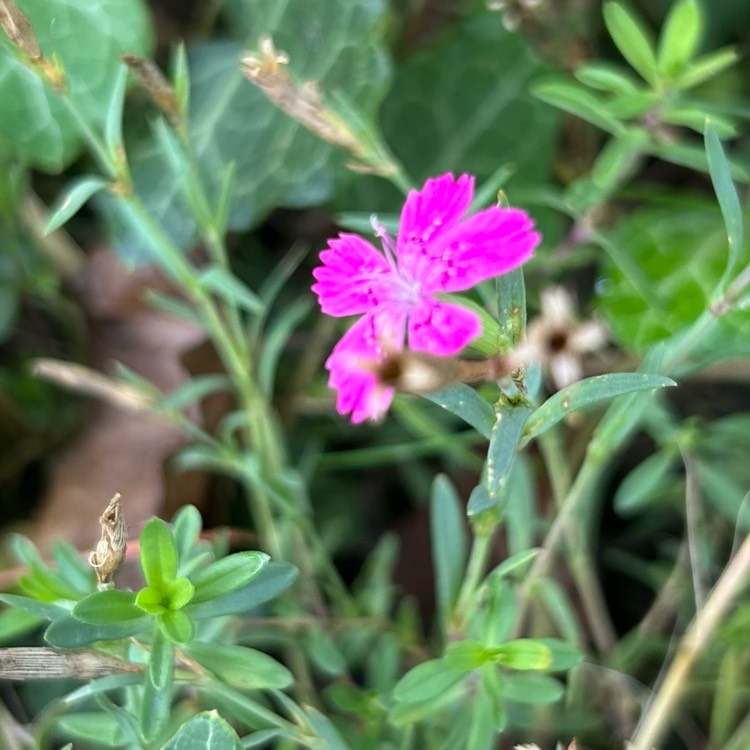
[467,678,498,750]
[147,290,203,323]
[393,659,466,703]
[158,609,194,644]
[10,535,81,600]
[45,615,150,648]
[240,729,284,749]
[430,475,468,624]
[491,639,552,670]
[662,106,735,137]
[190,551,269,605]
[469,405,532,515]
[614,450,676,515]
[523,373,676,442]
[56,713,126,748]
[52,540,96,595]
[305,707,353,750]
[140,517,178,588]
[199,266,264,314]
[499,673,564,704]
[489,548,539,580]
[658,0,702,76]
[591,130,646,191]
[164,711,242,750]
[60,674,143,707]
[44,177,109,235]
[706,123,744,283]
[187,641,292,690]
[678,46,739,88]
[157,375,231,412]
[0,594,67,622]
[73,590,142,624]
[141,670,173,742]
[186,561,297,620]
[496,267,526,346]
[444,640,492,670]
[105,64,129,155]
[149,627,174,690]
[173,505,203,565]
[535,638,585,671]
[574,62,640,95]
[603,2,659,86]
[533,79,624,134]
[0,608,41,644]
[422,384,494,438]
[306,626,347,676]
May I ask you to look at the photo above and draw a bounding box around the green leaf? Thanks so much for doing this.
[56,713,126,747]
[662,105,735,138]
[444,640,492,670]
[0,593,67,622]
[603,2,659,86]
[141,670,172,743]
[677,46,739,88]
[706,123,744,283]
[165,577,195,609]
[496,267,526,347]
[186,561,297,620]
[614,450,677,515]
[105,63,129,155]
[190,551,269,605]
[52,540,97,595]
[44,615,150,647]
[186,641,293,690]
[140,517,178,588]
[469,405,532,515]
[157,375,232,413]
[0,608,41,644]
[489,548,539,580]
[591,130,647,191]
[0,0,153,170]
[658,0,702,77]
[523,374,676,442]
[199,266,264,314]
[10,534,81,601]
[491,639,552,670]
[574,62,640,95]
[158,609,194,644]
[393,659,466,703]
[149,627,174,690]
[306,626,347,676]
[500,673,564,704]
[304,707,353,750]
[60,673,143,707]
[173,505,204,565]
[44,177,109,234]
[164,711,242,750]
[422,384,495,439]
[535,638,585,671]
[532,79,624,134]
[375,10,558,190]
[467,675,499,750]
[136,586,168,615]
[430,475,468,624]
[73,590,143,624]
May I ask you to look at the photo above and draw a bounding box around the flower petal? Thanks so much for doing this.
[325,312,406,423]
[420,207,540,293]
[407,299,481,356]
[396,173,475,280]
[312,234,394,316]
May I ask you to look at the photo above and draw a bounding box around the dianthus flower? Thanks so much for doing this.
[312,172,540,423]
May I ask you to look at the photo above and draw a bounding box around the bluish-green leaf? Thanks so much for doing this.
[523,373,676,442]
[140,517,178,587]
[164,711,242,750]
[496,266,526,346]
[603,2,659,86]
[614,449,677,515]
[44,177,109,234]
[105,63,129,155]
[304,707,353,750]
[158,609,194,644]
[52,540,97,595]
[157,375,232,412]
[73,590,142,624]
[56,713,126,748]
[468,405,532,515]
[149,627,174,689]
[44,614,150,647]
[190,551,269,605]
[141,670,172,742]
[706,123,744,283]
[199,266,264,314]
[658,0,702,77]
[305,626,347,676]
[186,641,292,690]
[173,504,204,566]
[0,593,67,622]
[430,475,468,624]
[186,561,297,620]
[499,672,564,704]
[392,659,466,703]
[422,384,494,439]
[0,608,41,644]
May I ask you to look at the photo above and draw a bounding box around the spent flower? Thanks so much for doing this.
[312,172,540,422]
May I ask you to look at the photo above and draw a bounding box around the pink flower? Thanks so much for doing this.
[312,173,540,423]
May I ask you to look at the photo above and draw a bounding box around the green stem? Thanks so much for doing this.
[452,525,495,633]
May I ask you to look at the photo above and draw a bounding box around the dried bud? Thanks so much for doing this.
[0,0,40,59]
[89,493,128,587]
[122,53,180,126]
[240,37,390,173]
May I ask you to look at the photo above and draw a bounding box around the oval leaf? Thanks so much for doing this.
[393,659,466,704]
[603,2,659,86]
[73,590,142,624]
[45,177,109,234]
[140,517,178,588]
[164,711,241,750]
[190,551,269,605]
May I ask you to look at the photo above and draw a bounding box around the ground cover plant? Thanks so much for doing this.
[0,0,750,748]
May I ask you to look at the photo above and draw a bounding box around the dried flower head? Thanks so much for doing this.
[313,172,540,422]
[517,286,607,388]
[89,493,128,587]
[122,53,180,126]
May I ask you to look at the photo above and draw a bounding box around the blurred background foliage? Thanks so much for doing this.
[1,0,750,747]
